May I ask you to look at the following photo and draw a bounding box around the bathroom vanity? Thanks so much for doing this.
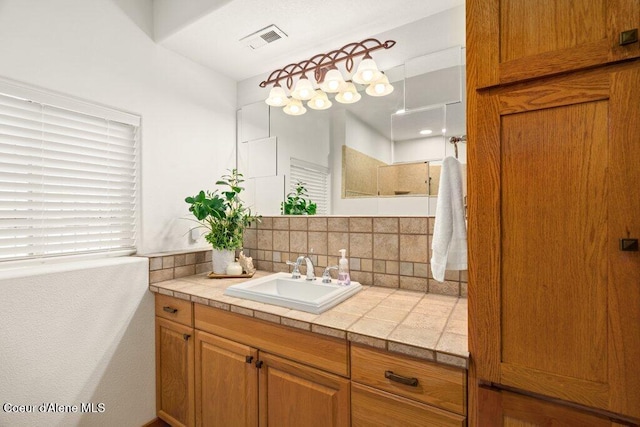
[151,271,468,426]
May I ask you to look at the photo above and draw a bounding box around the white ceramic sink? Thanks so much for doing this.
[223,272,362,314]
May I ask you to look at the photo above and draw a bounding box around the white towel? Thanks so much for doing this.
[431,156,467,282]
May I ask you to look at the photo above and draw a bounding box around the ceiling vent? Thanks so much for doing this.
[240,25,287,50]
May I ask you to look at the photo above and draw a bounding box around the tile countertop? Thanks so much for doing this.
[149,270,469,369]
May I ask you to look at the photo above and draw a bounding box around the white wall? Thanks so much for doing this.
[0,1,239,425]
[0,257,153,427]
[0,0,238,255]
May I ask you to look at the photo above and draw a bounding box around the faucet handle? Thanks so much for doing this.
[322,266,339,283]
[286,260,301,279]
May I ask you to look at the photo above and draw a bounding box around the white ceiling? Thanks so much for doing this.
[155,0,465,81]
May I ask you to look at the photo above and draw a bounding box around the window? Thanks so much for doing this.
[289,158,330,215]
[0,79,140,262]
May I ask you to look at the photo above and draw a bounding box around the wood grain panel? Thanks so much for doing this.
[155,294,193,327]
[478,387,618,426]
[156,317,194,427]
[608,67,640,419]
[500,100,609,385]
[195,331,258,427]
[352,383,465,427]
[351,344,466,415]
[194,304,349,377]
[259,352,350,427]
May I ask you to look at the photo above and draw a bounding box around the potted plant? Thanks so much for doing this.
[281,181,317,215]
[185,169,259,274]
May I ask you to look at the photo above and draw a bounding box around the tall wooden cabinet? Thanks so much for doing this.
[468,1,640,425]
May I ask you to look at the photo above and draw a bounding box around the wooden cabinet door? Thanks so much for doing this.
[478,387,625,426]
[195,331,258,427]
[470,64,640,419]
[258,352,350,427]
[469,0,640,87]
[156,317,195,427]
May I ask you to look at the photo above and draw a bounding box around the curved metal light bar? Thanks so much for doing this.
[259,38,396,90]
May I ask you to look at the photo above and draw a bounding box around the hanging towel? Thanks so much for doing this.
[431,156,467,282]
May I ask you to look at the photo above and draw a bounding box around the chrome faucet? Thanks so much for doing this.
[322,266,338,283]
[286,254,316,280]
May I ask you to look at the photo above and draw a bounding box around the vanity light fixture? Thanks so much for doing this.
[260,38,396,115]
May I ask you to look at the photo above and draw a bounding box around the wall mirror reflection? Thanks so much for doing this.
[238,41,466,216]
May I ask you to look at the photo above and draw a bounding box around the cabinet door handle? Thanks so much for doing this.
[245,356,254,364]
[183,334,190,341]
[385,370,419,387]
[163,306,178,314]
[620,28,639,45]
[255,360,264,369]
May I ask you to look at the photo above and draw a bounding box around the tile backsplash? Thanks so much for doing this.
[143,216,467,298]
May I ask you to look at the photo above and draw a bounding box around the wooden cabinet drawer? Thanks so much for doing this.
[352,382,465,427]
[351,344,466,415]
[155,294,193,327]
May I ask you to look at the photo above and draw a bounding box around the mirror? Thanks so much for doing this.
[239,46,466,216]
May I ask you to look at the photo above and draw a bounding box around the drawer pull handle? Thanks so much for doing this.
[385,370,419,387]
[163,306,178,314]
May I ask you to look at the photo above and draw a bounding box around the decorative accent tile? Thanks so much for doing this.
[350,257,361,271]
[373,260,386,273]
[347,332,387,349]
[281,317,311,331]
[386,261,399,275]
[254,311,281,324]
[231,305,254,317]
[360,258,373,272]
[312,324,346,340]
[388,342,435,361]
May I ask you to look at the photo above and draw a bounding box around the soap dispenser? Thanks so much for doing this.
[338,249,351,286]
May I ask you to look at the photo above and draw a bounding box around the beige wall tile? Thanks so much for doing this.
[428,217,435,234]
[174,254,186,267]
[205,251,212,262]
[174,265,196,278]
[257,229,273,250]
[290,231,308,253]
[429,279,460,296]
[400,217,428,234]
[195,252,206,263]
[243,229,257,249]
[399,262,413,276]
[460,282,468,298]
[289,217,308,231]
[185,253,196,265]
[460,270,468,282]
[350,233,372,258]
[400,276,428,292]
[308,231,328,255]
[272,230,290,252]
[349,217,372,232]
[414,263,429,277]
[373,273,399,288]
[386,261,399,275]
[273,217,289,230]
[399,234,428,263]
[373,260,386,273]
[328,232,349,255]
[150,268,174,283]
[360,258,373,272]
[308,217,328,231]
[316,255,328,268]
[259,217,273,229]
[273,262,289,273]
[195,262,210,274]
[162,256,175,269]
[373,233,398,260]
[149,257,163,271]
[350,271,372,286]
[373,217,399,233]
[328,217,349,232]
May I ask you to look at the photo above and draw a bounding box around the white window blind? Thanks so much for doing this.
[289,158,329,215]
[0,83,139,262]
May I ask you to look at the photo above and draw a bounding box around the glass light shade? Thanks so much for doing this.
[307,90,332,110]
[352,57,382,85]
[283,98,307,116]
[365,74,394,97]
[335,82,362,104]
[291,77,315,100]
[320,69,345,93]
[265,85,288,107]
